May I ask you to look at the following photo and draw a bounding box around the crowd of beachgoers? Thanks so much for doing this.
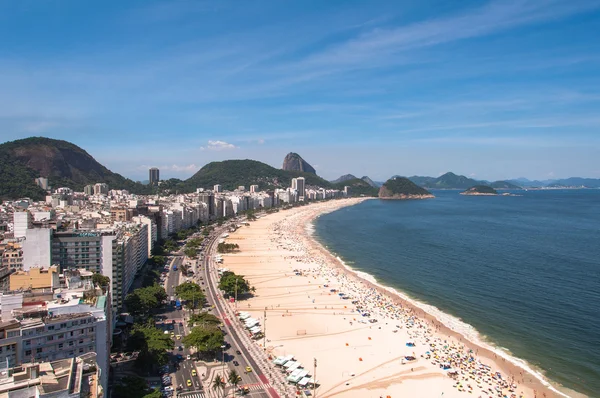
[260,203,542,398]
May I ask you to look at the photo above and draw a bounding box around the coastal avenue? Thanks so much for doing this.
[166,225,276,398]
[162,255,205,395]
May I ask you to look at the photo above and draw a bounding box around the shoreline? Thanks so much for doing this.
[223,198,575,397]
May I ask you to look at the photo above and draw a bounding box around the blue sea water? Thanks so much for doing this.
[314,190,600,397]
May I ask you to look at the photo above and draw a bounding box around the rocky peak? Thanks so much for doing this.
[282,152,316,174]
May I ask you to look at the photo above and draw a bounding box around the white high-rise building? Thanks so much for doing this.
[214,184,223,193]
[250,185,259,193]
[13,211,32,239]
[291,177,306,200]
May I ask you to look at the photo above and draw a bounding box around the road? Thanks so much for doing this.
[165,226,280,398]
[201,227,276,398]
[160,255,205,395]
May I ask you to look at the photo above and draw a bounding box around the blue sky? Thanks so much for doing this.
[1,0,600,182]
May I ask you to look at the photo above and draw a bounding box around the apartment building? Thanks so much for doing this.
[0,286,111,394]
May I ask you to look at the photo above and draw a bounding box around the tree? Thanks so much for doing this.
[182,326,225,355]
[228,370,241,397]
[175,282,205,309]
[151,255,167,267]
[188,312,221,328]
[127,323,173,369]
[143,389,163,398]
[113,376,152,398]
[92,273,110,293]
[217,243,239,253]
[184,247,197,258]
[212,374,226,396]
[124,284,167,317]
[218,272,250,297]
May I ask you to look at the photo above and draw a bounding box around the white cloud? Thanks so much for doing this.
[257,139,265,144]
[200,140,238,151]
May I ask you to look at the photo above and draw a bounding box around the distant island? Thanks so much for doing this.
[379,177,434,200]
[461,185,498,196]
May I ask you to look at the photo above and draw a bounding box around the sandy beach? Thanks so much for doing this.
[220,198,563,398]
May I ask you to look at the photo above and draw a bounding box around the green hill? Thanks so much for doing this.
[182,159,333,191]
[332,178,378,197]
[489,180,521,189]
[461,185,498,195]
[0,137,152,200]
[379,177,434,199]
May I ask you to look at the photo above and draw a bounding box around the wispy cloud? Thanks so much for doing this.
[200,140,238,151]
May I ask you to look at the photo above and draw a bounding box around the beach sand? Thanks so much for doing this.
[221,198,564,398]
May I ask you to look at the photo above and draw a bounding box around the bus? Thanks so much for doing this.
[175,300,182,310]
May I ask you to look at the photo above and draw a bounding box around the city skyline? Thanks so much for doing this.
[2,1,600,181]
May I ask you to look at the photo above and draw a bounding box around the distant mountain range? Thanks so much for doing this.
[1,137,598,201]
[0,137,377,200]
[407,172,521,190]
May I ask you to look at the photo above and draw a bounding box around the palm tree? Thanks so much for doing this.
[212,374,225,397]
[227,369,241,397]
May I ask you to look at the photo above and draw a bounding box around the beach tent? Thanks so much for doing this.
[245,319,259,328]
[298,377,311,387]
[286,369,303,381]
[284,360,297,369]
[288,370,309,383]
[250,326,262,335]
[273,356,285,366]
[239,313,251,320]
[286,362,302,373]
[277,355,294,367]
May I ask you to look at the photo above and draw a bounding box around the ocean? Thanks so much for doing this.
[313,190,600,397]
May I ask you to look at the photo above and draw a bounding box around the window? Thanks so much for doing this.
[58,343,63,349]
[79,348,84,353]
[36,348,42,353]
[80,329,84,335]
[89,328,94,333]
[25,350,31,356]
[47,325,54,331]
[69,341,74,346]
[58,333,64,339]
[47,336,53,341]
[60,323,67,328]
[25,340,30,346]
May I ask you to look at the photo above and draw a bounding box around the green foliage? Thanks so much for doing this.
[143,388,163,398]
[182,325,225,354]
[184,247,198,258]
[124,284,167,317]
[92,273,110,291]
[332,178,378,197]
[113,376,154,398]
[463,185,498,194]
[150,255,167,267]
[0,137,153,200]
[212,374,226,393]
[163,239,178,253]
[188,312,221,328]
[218,271,250,297]
[228,369,241,391]
[175,282,205,309]
[186,237,203,249]
[178,159,333,192]
[217,242,239,253]
[127,323,173,369]
[380,177,432,197]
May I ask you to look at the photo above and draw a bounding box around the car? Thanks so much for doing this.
[245,366,252,373]
[191,369,196,376]
[235,350,241,355]
[178,346,183,351]
[233,360,239,366]
[175,335,181,340]
[186,380,192,387]
[186,354,191,360]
